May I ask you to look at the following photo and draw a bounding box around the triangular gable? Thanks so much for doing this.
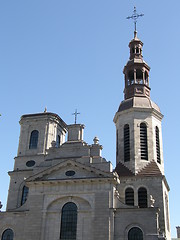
[26,159,114,182]
[114,162,134,177]
[137,160,162,177]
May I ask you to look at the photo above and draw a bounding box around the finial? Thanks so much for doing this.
[44,107,47,113]
[127,6,144,33]
[72,109,80,124]
[93,136,99,145]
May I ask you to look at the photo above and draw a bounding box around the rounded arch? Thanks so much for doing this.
[46,196,92,213]
[128,70,134,84]
[125,187,134,206]
[60,202,78,240]
[21,185,29,205]
[138,187,148,208]
[140,123,148,160]
[44,196,92,240]
[145,71,149,85]
[1,228,14,240]
[29,130,39,149]
[17,181,28,208]
[136,69,143,84]
[124,124,130,162]
[128,227,143,240]
[155,126,161,163]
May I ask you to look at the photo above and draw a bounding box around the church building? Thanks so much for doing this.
[0,30,171,240]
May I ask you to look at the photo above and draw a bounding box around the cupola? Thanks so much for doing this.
[123,31,151,99]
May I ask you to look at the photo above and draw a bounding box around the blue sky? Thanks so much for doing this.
[0,0,179,237]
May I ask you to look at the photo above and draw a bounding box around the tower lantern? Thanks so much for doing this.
[123,31,151,99]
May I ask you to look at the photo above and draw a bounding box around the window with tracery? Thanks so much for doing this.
[29,130,39,149]
[60,202,77,240]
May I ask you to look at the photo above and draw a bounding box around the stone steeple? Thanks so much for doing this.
[114,31,164,174]
[123,31,150,99]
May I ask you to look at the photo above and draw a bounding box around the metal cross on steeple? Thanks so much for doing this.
[126,6,144,32]
[72,109,80,124]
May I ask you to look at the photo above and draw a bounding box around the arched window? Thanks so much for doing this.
[138,187,147,208]
[136,47,139,54]
[56,135,60,147]
[156,127,161,163]
[140,123,148,160]
[128,227,143,240]
[116,130,119,156]
[60,202,77,240]
[136,69,143,84]
[125,188,134,206]
[165,193,170,231]
[29,130,39,149]
[124,124,130,162]
[1,229,14,240]
[21,186,29,205]
[145,71,148,85]
[128,70,134,85]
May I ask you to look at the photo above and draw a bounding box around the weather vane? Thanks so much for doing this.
[72,109,80,124]
[126,6,144,32]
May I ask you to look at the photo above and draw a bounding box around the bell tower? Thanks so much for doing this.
[114,30,164,174]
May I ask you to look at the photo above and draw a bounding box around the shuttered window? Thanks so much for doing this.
[140,123,148,160]
[124,124,130,162]
[138,187,147,208]
[125,188,134,206]
[156,127,161,163]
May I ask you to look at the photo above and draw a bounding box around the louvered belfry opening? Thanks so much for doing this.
[140,123,148,160]
[125,188,134,206]
[156,126,161,163]
[124,124,130,162]
[138,187,147,208]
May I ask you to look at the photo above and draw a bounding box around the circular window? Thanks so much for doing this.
[65,170,75,176]
[26,160,35,167]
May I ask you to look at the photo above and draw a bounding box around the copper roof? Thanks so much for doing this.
[118,97,161,113]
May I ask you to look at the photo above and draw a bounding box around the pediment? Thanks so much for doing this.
[26,160,114,182]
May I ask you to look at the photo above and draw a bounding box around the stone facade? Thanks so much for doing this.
[0,31,171,240]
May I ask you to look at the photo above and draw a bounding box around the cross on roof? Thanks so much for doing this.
[126,6,144,32]
[72,109,80,124]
